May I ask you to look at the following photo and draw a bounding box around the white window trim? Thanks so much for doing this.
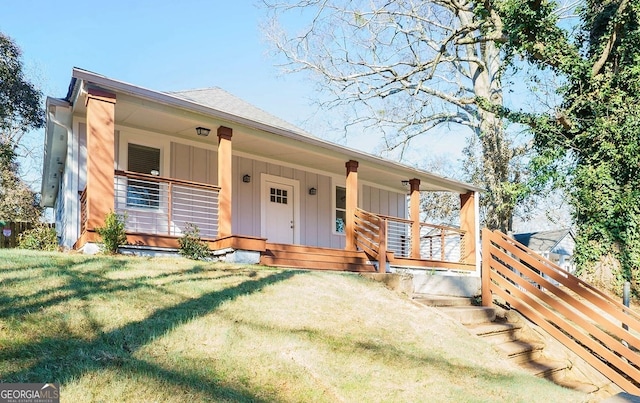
[331,178,363,236]
[260,173,301,244]
[118,131,171,213]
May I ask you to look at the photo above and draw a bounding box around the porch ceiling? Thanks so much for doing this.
[69,69,480,195]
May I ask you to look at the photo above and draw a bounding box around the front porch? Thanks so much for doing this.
[77,169,476,273]
[64,73,479,275]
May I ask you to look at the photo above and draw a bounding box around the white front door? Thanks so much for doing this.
[265,181,295,243]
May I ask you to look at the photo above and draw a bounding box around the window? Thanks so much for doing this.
[127,144,160,208]
[335,186,346,233]
[270,187,288,204]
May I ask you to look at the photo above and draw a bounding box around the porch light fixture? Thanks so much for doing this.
[401,180,410,187]
[195,126,211,137]
[309,187,317,195]
[242,174,251,183]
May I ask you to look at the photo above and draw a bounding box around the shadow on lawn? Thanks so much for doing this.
[0,262,299,402]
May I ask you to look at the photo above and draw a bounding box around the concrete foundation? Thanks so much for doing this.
[393,268,481,297]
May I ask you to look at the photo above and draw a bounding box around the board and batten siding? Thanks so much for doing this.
[165,143,407,249]
[361,184,407,219]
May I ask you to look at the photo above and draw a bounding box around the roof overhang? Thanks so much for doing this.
[54,68,481,198]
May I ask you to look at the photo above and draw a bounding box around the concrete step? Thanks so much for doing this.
[496,339,545,364]
[438,306,497,325]
[519,357,568,380]
[467,322,523,344]
[412,294,473,307]
[555,377,599,394]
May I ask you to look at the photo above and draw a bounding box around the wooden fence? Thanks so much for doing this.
[0,222,54,249]
[482,228,640,394]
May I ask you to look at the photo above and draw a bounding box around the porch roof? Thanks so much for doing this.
[42,67,481,206]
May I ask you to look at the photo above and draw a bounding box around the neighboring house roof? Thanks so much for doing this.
[513,229,574,253]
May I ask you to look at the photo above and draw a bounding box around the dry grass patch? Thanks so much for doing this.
[0,249,588,402]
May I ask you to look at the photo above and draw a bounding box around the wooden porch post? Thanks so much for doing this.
[409,178,421,259]
[217,126,233,238]
[85,88,116,231]
[460,191,477,266]
[345,160,359,251]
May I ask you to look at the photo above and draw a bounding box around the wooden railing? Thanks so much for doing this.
[354,208,387,272]
[354,208,470,272]
[482,228,640,394]
[114,171,221,239]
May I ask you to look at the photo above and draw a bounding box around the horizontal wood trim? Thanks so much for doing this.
[261,243,375,272]
[354,216,380,236]
[115,170,221,192]
[262,250,373,265]
[260,257,375,272]
[209,235,267,252]
[264,243,366,257]
[390,257,475,271]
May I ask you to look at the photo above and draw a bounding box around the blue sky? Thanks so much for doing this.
[2,0,466,177]
[2,1,312,124]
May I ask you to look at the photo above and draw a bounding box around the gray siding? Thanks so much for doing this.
[170,142,217,184]
[165,147,406,248]
[361,185,407,218]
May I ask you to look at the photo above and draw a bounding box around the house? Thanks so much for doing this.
[41,68,481,277]
[513,228,575,273]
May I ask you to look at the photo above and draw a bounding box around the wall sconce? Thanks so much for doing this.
[309,187,317,195]
[195,126,211,136]
[242,174,251,183]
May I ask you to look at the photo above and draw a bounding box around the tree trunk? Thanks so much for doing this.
[471,40,512,232]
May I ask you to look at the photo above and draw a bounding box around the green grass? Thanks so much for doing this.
[0,249,587,402]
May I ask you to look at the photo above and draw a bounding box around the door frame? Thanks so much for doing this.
[260,173,301,244]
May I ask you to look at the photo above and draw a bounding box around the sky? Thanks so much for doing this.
[1,0,467,171]
[1,0,576,232]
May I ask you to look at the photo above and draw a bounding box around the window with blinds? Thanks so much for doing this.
[126,144,160,208]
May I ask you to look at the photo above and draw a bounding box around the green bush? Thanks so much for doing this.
[96,211,128,254]
[18,224,58,251]
[178,223,210,260]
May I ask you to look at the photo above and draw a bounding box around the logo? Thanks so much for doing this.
[0,383,59,403]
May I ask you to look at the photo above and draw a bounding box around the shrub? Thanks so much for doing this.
[96,211,128,254]
[178,223,210,260]
[18,224,58,251]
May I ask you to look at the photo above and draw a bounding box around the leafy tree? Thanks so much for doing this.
[492,0,640,292]
[264,0,528,232]
[0,32,44,223]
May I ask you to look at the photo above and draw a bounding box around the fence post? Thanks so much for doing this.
[481,228,492,306]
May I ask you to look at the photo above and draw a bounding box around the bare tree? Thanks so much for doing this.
[264,0,524,231]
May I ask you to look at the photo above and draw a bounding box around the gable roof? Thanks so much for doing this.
[170,88,306,135]
[513,229,574,253]
[42,68,483,207]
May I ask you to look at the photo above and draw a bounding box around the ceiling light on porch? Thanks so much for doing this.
[401,180,410,187]
[195,126,211,136]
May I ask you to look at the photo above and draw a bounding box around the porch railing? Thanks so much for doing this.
[354,208,467,271]
[113,170,220,239]
[482,228,640,394]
